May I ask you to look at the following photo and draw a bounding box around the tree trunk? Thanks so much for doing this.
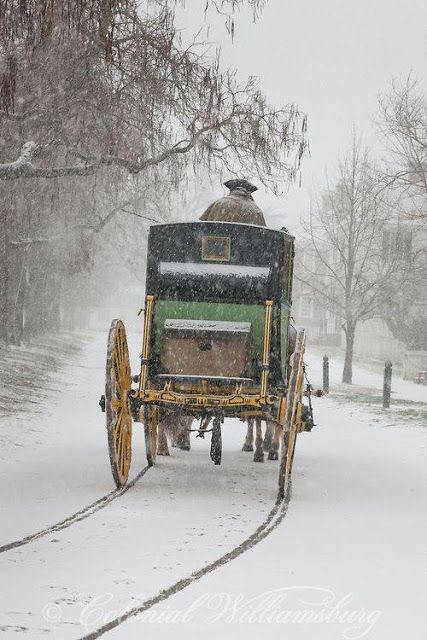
[342,321,356,384]
[24,264,46,338]
[0,208,9,343]
[45,273,61,333]
[8,250,29,345]
[10,272,25,345]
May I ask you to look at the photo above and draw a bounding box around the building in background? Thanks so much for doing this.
[355,216,427,378]
[292,218,427,379]
[292,243,341,345]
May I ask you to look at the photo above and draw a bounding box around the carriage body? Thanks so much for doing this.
[139,221,295,421]
[101,219,313,495]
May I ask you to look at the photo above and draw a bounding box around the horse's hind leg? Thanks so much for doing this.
[172,417,192,451]
[263,420,273,451]
[268,422,280,461]
[157,420,170,456]
[253,417,264,462]
[242,418,254,452]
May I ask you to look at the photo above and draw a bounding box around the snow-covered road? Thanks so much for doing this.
[0,332,426,640]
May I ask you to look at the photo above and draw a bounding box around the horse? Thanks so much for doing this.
[156,411,193,456]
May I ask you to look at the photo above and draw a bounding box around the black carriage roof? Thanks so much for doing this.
[146,221,294,304]
[148,220,294,238]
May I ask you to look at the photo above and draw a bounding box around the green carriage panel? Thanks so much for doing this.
[145,222,295,389]
[280,304,291,382]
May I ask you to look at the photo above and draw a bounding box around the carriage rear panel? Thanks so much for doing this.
[160,319,252,378]
[145,222,295,388]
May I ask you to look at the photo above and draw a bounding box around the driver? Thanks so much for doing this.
[199,179,266,226]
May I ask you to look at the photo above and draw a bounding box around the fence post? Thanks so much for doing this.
[383,361,392,408]
[323,355,329,394]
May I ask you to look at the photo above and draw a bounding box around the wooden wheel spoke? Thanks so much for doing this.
[111,397,123,411]
[119,364,129,388]
[119,429,126,474]
[116,424,124,466]
[112,408,124,440]
[119,337,128,372]
[112,359,120,389]
[117,335,125,369]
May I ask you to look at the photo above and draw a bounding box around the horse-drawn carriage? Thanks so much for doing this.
[100,185,316,497]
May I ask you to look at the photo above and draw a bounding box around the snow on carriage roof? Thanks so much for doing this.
[163,319,251,333]
[158,261,270,278]
[151,220,279,231]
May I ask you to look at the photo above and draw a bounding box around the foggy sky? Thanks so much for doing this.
[178,0,427,229]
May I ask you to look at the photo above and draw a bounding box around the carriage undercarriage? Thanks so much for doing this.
[101,292,311,498]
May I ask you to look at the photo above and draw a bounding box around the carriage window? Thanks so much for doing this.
[202,236,231,261]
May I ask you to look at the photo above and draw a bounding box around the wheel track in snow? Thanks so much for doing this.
[0,467,150,554]
[79,479,293,640]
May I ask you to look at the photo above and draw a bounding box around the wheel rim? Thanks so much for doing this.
[285,349,304,475]
[278,330,305,491]
[106,320,132,487]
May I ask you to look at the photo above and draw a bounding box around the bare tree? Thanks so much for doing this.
[0,0,307,344]
[298,136,414,384]
[379,220,427,352]
[0,2,306,188]
[378,76,427,220]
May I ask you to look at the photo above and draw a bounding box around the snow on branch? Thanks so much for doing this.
[0,142,95,180]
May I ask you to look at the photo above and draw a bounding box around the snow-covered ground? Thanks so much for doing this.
[306,349,427,404]
[0,331,426,640]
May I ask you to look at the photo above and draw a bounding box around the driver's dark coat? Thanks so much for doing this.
[199,190,266,227]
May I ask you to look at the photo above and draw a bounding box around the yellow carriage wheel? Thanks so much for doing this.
[105,319,132,487]
[143,404,158,467]
[278,329,306,497]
